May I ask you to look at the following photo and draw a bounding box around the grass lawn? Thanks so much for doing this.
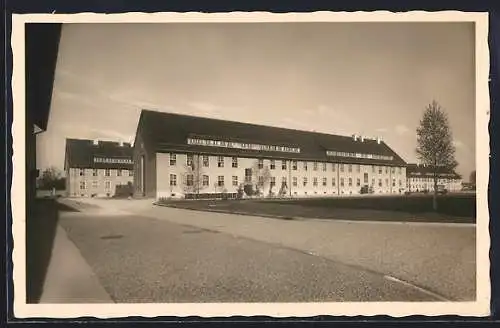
[157,194,475,224]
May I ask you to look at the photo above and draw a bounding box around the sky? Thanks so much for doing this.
[36,22,476,179]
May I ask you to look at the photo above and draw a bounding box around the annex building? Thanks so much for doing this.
[64,138,134,197]
[406,163,462,193]
[133,110,408,200]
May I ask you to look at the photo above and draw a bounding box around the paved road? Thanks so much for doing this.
[58,198,476,301]
[58,210,438,302]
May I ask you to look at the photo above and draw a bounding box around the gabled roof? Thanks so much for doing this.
[64,138,133,170]
[406,163,461,179]
[136,110,407,166]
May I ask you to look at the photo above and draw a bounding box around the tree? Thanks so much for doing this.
[416,100,458,210]
[37,167,65,190]
[181,154,206,196]
[249,160,272,197]
[469,170,476,185]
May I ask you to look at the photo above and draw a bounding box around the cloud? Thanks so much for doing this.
[376,128,388,133]
[395,124,410,135]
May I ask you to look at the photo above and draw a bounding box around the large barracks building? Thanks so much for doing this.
[64,139,134,197]
[132,110,408,200]
[406,163,462,193]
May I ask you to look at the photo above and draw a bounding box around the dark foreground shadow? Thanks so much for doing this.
[25,198,79,303]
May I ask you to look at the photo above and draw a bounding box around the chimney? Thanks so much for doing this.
[93,139,99,145]
[352,134,358,141]
[361,135,365,142]
[376,137,381,144]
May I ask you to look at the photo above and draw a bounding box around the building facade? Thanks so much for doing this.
[406,163,462,193]
[64,139,134,197]
[133,110,408,200]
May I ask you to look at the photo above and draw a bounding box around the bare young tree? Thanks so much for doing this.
[250,160,272,197]
[181,154,206,195]
[416,100,458,210]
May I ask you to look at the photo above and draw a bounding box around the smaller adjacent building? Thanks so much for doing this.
[406,163,462,193]
[64,138,134,197]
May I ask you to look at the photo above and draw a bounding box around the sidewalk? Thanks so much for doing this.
[39,224,114,303]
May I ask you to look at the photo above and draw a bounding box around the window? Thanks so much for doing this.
[270,177,276,187]
[270,160,276,170]
[292,161,297,170]
[232,157,238,168]
[218,175,225,187]
[117,169,122,176]
[398,167,402,174]
[340,164,344,172]
[258,176,264,186]
[348,164,352,173]
[303,162,308,171]
[79,181,86,190]
[232,175,238,186]
[322,162,327,172]
[378,166,382,174]
[203,175,209,186]
[282,160,287,170]
[258,159,264,169]
[391,167,395,174]
[313,162,318,171]
[170,174,177,186]
[322,177,327,186]
[303,177,308,186]
[356,165,360,173]
[105,169,110,177]
[282,177,287,186]
[186,174,194,186]
[399,179,402,187]
[364,172,368,184]
[92,169,98,177]
[293,177,298,187]
[170,153,177,166]
[92,180,98,189]
[356,178,360,187]
[372,165,375,173]
[340,178,345,187]
[378,179,382,187]
[392,178,396,187]
[385,167,389,174]
[313,177,318,187]
[105,181,111,190]
[372,178,375,186]
[218,156,224,168]
[202,155,209,167]
[348,178,353,186]
[79,169,85,176]
[187,154,194,167]
[332,177,336,186]
[129,169,134,176]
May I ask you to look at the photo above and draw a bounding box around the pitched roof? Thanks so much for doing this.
[64,138,133,170]
[406,163,461,179]
[136,110,407,166]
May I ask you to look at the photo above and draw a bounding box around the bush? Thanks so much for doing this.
[243,184,255,196]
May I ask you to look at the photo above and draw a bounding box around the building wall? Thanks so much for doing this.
[155,152,407,199]
[67,167,133,197]
[133,133,157,198]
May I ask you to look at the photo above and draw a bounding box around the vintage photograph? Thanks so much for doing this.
[13,12,490,318]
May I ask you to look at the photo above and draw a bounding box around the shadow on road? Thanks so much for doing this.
[25,198,79,303]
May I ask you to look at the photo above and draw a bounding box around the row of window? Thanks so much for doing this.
[169,153,404,174]
[325,150,394,161]
[170,174,404,188]
[79,180,112,190]
[186,137,301,153]
[78,168,133,177]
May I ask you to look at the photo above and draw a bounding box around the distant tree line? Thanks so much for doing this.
[37,167,65,190]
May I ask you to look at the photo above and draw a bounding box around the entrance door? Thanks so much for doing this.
[140,155,146,196]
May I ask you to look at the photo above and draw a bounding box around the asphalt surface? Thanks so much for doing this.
[58,211,439,302]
